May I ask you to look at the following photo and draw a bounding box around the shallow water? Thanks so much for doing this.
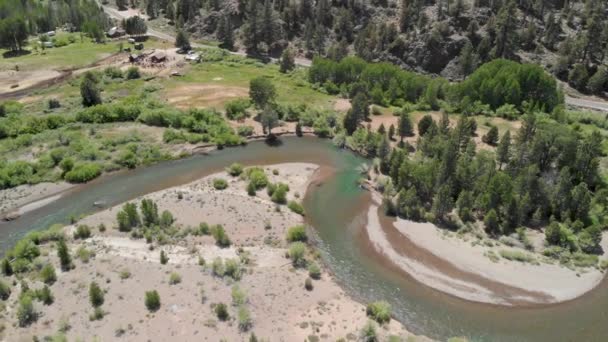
[2,137,607,341]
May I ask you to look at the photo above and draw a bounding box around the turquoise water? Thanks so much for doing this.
[2,137,607,341]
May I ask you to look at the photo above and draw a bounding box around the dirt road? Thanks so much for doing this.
[101,5,312,67]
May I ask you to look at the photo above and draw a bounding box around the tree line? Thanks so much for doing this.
[0,0,108,52]
[310,57,562,115]
[364,111,604,255]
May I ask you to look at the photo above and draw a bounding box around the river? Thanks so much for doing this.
[1,137,606,341]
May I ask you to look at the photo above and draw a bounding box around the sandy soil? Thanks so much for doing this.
[365,193,607,306]
[0,69,64,94]
[0,182,74,219]
[333,99,351,112]
[1,163,424,341]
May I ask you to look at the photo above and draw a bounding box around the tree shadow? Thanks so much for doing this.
[264,134,283,147]
[2,49,31,58]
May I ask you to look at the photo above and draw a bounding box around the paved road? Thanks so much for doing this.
[565,96,608,113]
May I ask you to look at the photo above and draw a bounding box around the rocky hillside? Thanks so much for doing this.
[135,0,608,96]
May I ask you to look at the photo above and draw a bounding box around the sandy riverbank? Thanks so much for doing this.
[365,193,607,306]
[0,182,75,220]
[1,163,426,341]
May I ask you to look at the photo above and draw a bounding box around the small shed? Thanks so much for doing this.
[150,51,167,63]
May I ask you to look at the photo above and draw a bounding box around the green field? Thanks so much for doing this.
[0,33,168,72]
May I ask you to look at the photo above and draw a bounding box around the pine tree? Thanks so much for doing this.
[459,39,478,76]
[397,111,413,142]
[344,93,369,135]
[260,105,279,136]
[482,126,499,146]
[484,209,500,235]
[388,124,395,140]
[587,67,608,95]
[175,29,190,50]
[492,0,518,59]
[261,0,280,49]
[165,1,176,21]
[217,15,235,51]
[456,190,474,222]
[432,184,454,222]
[80,72,101,107]
[243,0,262,53]
[399,0,412,32]
[279,47,295,73]
[146,0,158,19]
[117,0,129,10]
[543,12,560,50]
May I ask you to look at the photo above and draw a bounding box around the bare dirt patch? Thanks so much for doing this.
[165,84,249,109]
[0,69,64,94]
[333,98,351,112]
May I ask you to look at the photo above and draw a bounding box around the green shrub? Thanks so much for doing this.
[214,303,229,321]
[169,272,181,285]
[212,225,231,247]
[211,257,225,277]
[159,210,174,229]
[247,181,257,196]
[12,238,40,261]
[247,167,268,189]
[288,201,305,215]
[48,98,61,109]
[360,320,378,341]
[74,224,92,239]
[40,264,57,284]
[231,285,247,306]
[160,250,169,265]
[237,125,254,137]
[366,301,391,324]
[117,202,141,231]
[288,242,307,267]
[237,305,252,331]
[286,225,307,242]
[64,163,101,183]
[213,178,228,190]
[35,286,54,305]
[270,183,289,204]
[198,222,211,235]
[308,262,321,279]
[1,258,12,276]
[224,259,242,280]
[89,282,104,307]
[225,98,251,120]
[0,279,11,300]
[145,290,161,311]
[304,277,313,291]
[89,307,105,321]
[17,295,36,326]
[76,246,94,263]
[57,239,72,271]
[499,250,535,263]
[126,66,141,80]
[119,269,131,279]
[104,66,123,79]
[226,163,244,176]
